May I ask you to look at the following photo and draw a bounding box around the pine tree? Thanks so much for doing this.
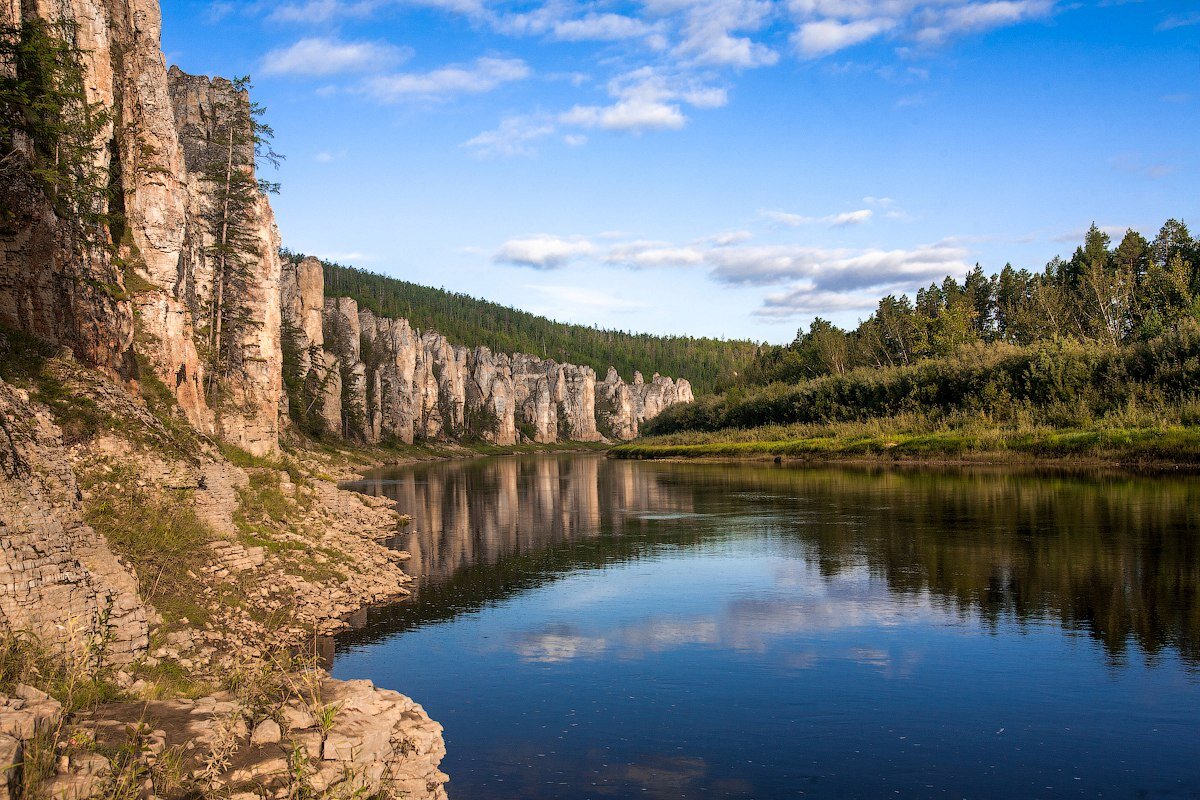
[199,76,281,395]
[0,18,111,240]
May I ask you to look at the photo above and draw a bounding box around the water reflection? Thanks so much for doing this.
[341,455,1200,666]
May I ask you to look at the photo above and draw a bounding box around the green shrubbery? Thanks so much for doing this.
[645,323,1200,437]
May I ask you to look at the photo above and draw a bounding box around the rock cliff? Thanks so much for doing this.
[0,2,281,455]
[281,261,691,445]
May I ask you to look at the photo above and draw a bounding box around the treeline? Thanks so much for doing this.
[743,220,1197,386]
[287,253,758,394]
[646,219,1200,437]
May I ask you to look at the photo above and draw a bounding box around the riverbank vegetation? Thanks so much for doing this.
[619,220,1200,464]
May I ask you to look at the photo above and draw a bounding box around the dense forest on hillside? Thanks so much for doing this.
[287,252,757,394]
[631,219,1200,459]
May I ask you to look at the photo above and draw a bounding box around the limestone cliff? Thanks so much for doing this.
[282,262,690,446]
[1,1,282,456]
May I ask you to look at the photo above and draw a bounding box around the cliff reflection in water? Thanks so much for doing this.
[340,454,1200,666]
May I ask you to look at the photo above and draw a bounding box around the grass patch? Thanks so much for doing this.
[0,327,115,443]
[0,633,125,712]
[83,471,214,628]
[612,419,1200,465]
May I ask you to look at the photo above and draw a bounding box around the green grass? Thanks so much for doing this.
[82,469,215,628]
[612,421,1200,465]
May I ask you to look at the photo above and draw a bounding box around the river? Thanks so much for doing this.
[333,453,1200,799]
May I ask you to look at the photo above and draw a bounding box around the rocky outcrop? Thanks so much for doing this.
[0,1,138,382]
[0,379,148,665]
[631,371,694,427]
[511,355,601,443]
[281,262,691,445]
[281,256,341,436]
[1,2,282,455]
[0,676,448,800]
[596,367,638,440]
[168,68,283,456]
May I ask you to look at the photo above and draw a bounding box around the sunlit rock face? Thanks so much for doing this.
[311,305,689,446]
[168,68,282,456]
[1,0,284,455]
[631,372,694,428]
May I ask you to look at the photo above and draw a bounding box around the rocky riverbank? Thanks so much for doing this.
[0,339,450,798]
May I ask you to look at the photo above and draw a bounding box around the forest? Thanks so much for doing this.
[288,252,759,394]
[626,219,1200,460]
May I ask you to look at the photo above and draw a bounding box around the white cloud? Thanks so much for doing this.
[1157,12,1200,31]
[757,287,884,317]
[366,57,530,101]
[463,116,556,157]
[552,13,662,42]
[704,230,754,246]
[795,17,894,56]
[494,235,596,268]
[559,67,726,134]
[762,208,873,227]
[605,241,706,268]
[790,0,1058,57]
[262,37,408,76]
[667,0,780,67]
[707,242,969,290]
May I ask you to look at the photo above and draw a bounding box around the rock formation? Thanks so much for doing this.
[0,1,283,456]
[0,380,148,664]
[281,262,690,446]
[631,371,695,427]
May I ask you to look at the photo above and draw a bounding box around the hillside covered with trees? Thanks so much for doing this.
[286,252,758,394]
[619,219,1200,462]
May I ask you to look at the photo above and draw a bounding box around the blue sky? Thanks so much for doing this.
[161,0,1198,343]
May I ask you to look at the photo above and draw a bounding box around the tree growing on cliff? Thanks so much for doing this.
[198,75,281,396]
[0,18,111,240]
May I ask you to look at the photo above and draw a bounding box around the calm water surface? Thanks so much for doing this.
[334,454,1200,799]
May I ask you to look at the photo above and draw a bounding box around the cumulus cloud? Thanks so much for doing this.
[262,37,409,76]
[795,17,894,57]
[463,116,556,157]
[707,242,970,290]
[665,0,780,67]
[366,57,530,101]
[761,208,873,227]
[605,241,706,268]
[494,235,596,268]
[552,13,663,42]
[559,67,726,134]
[704,230,754,246]
[757,287,884,317]
[789,0,1058,57]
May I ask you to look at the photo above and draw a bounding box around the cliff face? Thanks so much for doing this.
[0,2,281,455]
[167,67,282,455]
[281,264,690,446]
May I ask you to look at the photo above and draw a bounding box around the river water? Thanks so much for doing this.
[333,454,1200,799]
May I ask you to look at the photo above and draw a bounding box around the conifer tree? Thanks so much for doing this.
[199,75,281,395]
[0,18,111,240]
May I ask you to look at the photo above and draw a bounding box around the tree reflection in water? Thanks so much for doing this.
[339,455,1200,668]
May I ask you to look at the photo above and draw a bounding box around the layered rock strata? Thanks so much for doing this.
[0,677,448,800]
[0,380,148,664]
[282,264,691,445]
